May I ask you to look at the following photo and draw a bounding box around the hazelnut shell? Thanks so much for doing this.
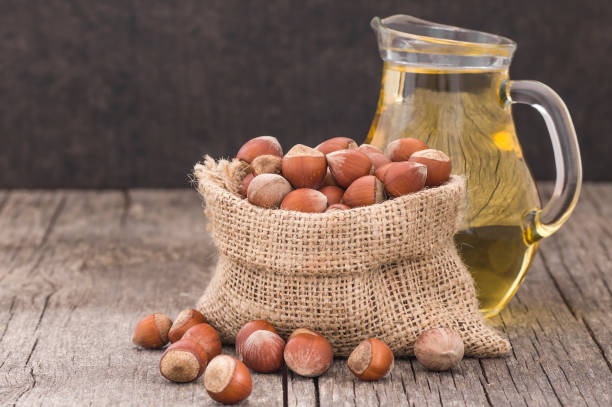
[281,188,328,213]
[385,138,429,162]
[315,137,358,155]
[347,338,394,381]
[182,323,222,361]
[168,309,207,343]
[205,355,252,404]
[238,173,255,198]
[236,136,283,163]
[241,330,285,373]
[250,154,282,176]
[408,149,452,186]
[383,161,427,197]
[414,328,464,371]
[281,144,327,188]
[247,174,293,208]
[236,320,277,358]
[159,339,208,382]
[284,331,333,377]
[326,149,372,188]
[132,313,172,349]
[318,186,345,206]
[342,175,385,208]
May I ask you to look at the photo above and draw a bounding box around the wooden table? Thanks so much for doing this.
[0,184,610,406]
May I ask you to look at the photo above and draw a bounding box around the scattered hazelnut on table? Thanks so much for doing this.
[168,309,207,343]
[284,328,333,377]
[235,320,278,358]
[182,323,222,361]
[315,137,358,155]
[132,313,172,349]
[236,136,283,163]
[347,338,394,381]
[326,149,372,188]
[383,161,427,197]
[281,188,328,213]
[250,154,282,176]
[342,175,385,208]
[204,355,252,404]
[281,144,328,188]
[414,328,464,371]
[409,149,452,186]
[247,174,293,208]
[385,138,429,162]
[159,339,208,382]
[241,330,285,373]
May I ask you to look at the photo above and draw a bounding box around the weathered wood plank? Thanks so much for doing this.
[0,190,283,406]
[1,185,611,406]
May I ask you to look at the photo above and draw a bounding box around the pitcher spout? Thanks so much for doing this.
[371,15,516,71]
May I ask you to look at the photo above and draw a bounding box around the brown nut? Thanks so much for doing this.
[358,145,391,172]
[288,327,323,340]
[326,149,372,188]
[325,203,351,212]
[281,144,327,188]
[238,173,255,198]
[236,320,277,358]
[281,188,328,213]
[247,174,293,208]
[357,144,384,155]
[132,313,172,349]
[318,186,345,206]
[408,149,452,186]
[182,323,222,361]
[414,328,464,371]
[284,329,333,377]
[168,309,207,343]
[385,138,429,162]
[342,175,385,208]
[204,355,252,404]
[160,339,208,382]
[383,161,427,197]
[241,330,285,373]
[348,338,394,381]
[315,137,358,155]
[236,136,283,163]
[321,168,339,187]
[374,162,394,182]
[250,154,282,176]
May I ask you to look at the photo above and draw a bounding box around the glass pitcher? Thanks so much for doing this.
[366,15,582,317]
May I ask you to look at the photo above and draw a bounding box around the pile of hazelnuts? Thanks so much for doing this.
[133,309,465,404]
[235,135,452,212]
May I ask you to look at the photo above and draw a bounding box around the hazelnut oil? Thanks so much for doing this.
[365,63,541,317]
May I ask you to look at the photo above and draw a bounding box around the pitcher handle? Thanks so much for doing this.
[501,80,582,244]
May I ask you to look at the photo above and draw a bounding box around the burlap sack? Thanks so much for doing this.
[194,156,510,357]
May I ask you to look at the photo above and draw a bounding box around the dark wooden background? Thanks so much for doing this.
[1,0,610,188]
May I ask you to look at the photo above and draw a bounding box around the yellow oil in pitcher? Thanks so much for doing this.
[365,63,542,317]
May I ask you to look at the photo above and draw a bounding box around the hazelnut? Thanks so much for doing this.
[325,203,351,212]
[357,145,390,172]
[284,329,333,377]
[236,136,283,163]
[281,188,327,213]
[326,149,372,188]
[315,137,358,155]
[238,173,254,198]
[281,144,327,188]
[385,138,429,162]
[347,338,394,381]
[182,323,222,361]
[342,175,385,208]
[374,162,394,182]
[247,174,293,208]
[241,330,285,373]
[168,309,207,343]
[383,161,427,197]
[414,328,464,371]
[236,320,277,358]
[357,144,384,155]
[250,154,282,176]
[159,339,208,382]
[318,186,345,206]
[321,168,339,187]
[287,327,321,340]
[408,149,452,186]
[204,355,252,404]
[132,313,172,349]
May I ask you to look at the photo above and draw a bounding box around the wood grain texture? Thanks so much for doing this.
[0,183,610,406]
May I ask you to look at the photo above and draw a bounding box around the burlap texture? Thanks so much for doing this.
[194,156,510,357]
